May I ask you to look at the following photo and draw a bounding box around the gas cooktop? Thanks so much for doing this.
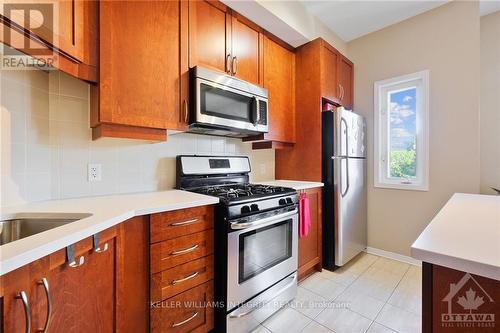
[190,183,296,204]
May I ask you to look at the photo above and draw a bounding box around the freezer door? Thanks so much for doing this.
[334,157,367,266]
[334,109,366,158]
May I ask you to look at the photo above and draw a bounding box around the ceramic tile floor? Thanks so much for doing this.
[253,253,422,333]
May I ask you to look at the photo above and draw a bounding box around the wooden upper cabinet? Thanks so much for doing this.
[321,42,340,103]
[188,1,263,85]
[231,13,263,85]
[91,0,182,141]
[261,36,295,144]
[338,55,354,109]
[0,0,97,81]
[188,0,231,73]
[56,0,85,62]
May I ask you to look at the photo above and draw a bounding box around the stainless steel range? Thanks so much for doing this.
[176,155,298,333]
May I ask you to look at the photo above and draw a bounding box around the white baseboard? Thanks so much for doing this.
[366,247,422,266]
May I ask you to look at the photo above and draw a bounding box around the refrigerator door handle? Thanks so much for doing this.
[340,117,349,157]
[341,157,350,197]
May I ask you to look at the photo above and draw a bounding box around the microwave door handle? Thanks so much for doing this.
[252,97,259,126]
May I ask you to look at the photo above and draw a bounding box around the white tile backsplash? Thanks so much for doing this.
[0,69,275,208]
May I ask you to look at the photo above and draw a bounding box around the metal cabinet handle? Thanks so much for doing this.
[172,271,199,285]
[15,290,31,333]
[183,99,189,123]
[229,273,297,318]
[171,218,198,227]
[95,242,109,253]
[68,255,85,268]
[170,244,199,256]
[232,56,237,75]
[37,278,52,333]
[226,54,231,73]
[172,311,198,327]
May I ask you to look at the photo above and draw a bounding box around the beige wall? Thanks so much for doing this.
[347,1,481,256]
[480,11,500,194]
[0,66,275,208]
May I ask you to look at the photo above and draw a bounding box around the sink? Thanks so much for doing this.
[0,213,92,245]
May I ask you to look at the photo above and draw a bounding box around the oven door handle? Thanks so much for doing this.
[230,209,298,230]
[228,273,298,318]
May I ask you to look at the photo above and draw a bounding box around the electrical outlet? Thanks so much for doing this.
[88,164,102,182]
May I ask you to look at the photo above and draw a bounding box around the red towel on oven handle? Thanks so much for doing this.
[299,193,311,238]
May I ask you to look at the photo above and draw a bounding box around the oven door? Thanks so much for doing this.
[227,209,298,309]
[194,77,268,133]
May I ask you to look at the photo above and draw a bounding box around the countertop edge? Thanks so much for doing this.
[0,195,219,276]
[411,246,500,281]
[259,180,324,191]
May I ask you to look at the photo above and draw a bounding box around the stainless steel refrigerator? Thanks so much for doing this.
[322,107,367,270]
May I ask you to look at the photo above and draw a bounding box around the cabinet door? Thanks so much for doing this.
[96,0,179,131]
[56,0,85,62]
[231,13,262,85]
[321,42,340,103]
[48,236,115,332]
[298,188,323,281]
[338,56,354,109]
[262,36,295,143]
[2,266,32,333]
[188,0,231,73]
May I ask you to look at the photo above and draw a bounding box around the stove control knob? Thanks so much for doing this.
[286,197,293,204]
[250,204,259,212]
[241,206,251,214]
[279,198,286,205]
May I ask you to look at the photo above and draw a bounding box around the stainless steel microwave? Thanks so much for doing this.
[188,66,269,138]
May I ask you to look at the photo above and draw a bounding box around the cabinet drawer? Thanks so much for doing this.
[150,230,214,273]
[150,206,214,243]
[151,281,214,333]
[151,255,214,302]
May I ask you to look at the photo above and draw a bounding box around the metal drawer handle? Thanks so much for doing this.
[16,290,31,333]
[68,255,85,268]
[172,311,198,328]
[172,271,199,285]
[171,218,198,227]
[95,242,109,253]
[229,273,297,319]
[170,244,199,256]
[37,278,52,333]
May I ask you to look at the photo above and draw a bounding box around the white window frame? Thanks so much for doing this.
[374,70,429,191]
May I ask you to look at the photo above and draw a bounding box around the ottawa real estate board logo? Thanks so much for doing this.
[2,3,56,70]
[441,273,495,329]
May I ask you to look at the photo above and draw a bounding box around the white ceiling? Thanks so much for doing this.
[300,0,450,42]
[480,0,500,16]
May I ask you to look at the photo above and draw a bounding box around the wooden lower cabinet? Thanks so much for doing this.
[297,187,323,281]
[1,207,215,333]
[151,281,214,333]
[422,263,500,333]
[150,206,215,333]
[1,227,117,333]
[47,235,116,333]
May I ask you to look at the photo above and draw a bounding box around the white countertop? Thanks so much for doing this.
[0,190,218,276]
[259,180,324,191]
[411,193,500,281]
